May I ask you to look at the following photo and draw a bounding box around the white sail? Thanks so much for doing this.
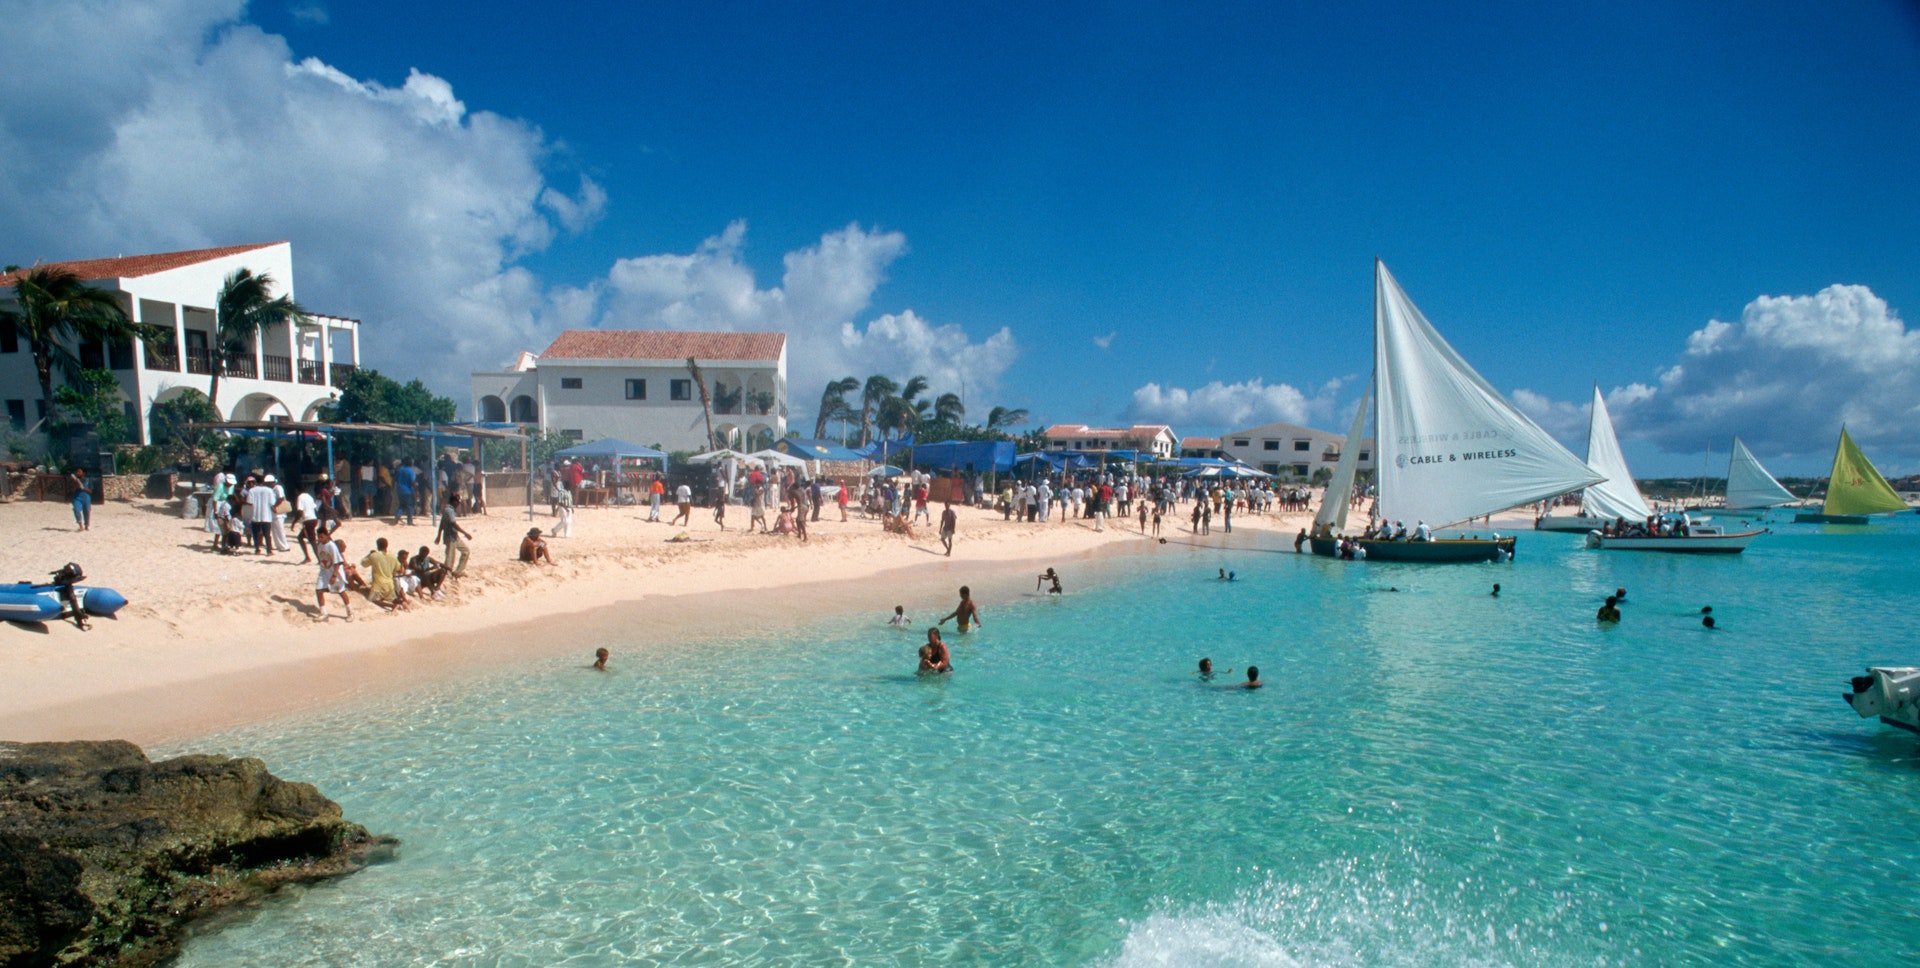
[1313,379,1370,533]
[1724,436,1795,509]
[1579,385,1652,521]
[1372,261,1604,528]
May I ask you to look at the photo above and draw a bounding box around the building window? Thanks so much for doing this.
[1233,439,1250,447]
[670,379,693,401]
[1263,440,1279,451]
[1358,451,1370,462]
[5,400,23,429]
[560,377,583,390]
[625,378,646,400]
[562,429,584,441]
[1262,462,1282,475]
[0,316,16,353]
[1293,440,1311,451]
[1293,463,1310,477]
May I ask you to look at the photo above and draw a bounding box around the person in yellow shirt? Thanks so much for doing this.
[360,537,406,609]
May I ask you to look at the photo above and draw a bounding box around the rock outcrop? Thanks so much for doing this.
[0,740,396,968]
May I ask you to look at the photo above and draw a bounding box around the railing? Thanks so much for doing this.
[298,359,326,385]
[329,362,356,385]
[263,354,292,382]
[185,347,213,375]
[224,354,257,380]
[145,345,179,372]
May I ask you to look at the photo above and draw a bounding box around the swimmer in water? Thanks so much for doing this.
[1491,583,1501,597]
[888,605,912,628]
[1703,615,1716,630]
[938,586,982,632]
[923,627,952,672]
[1614,587,1628,603]
[1217,569,1227,580]
[1196,657,1232,682]
[1037,567,1062,594]
[1243,665,1263,689]
[593,647,609,671]
[1597,596,1622,623]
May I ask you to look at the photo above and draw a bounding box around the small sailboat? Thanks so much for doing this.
[1794,427,1908,524]
[1582,512,1765,553]
[1536,386,1652,532]
[1310,262,1603,563]
[1721,437,1797,514]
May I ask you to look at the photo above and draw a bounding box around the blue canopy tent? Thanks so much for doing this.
[556,438,668,462]
[909,440,1015,474]
[775,437,868,463]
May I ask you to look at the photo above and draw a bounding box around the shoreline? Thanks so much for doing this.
[2,496,1313,744]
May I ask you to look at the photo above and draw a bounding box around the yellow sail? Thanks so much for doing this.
[1823,428,1908,516]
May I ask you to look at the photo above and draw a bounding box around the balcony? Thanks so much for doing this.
[185,347,212,375]
[298,359,326,385]
[329,362,356,385]
[145,345,179,372]
[263,354,292,382]
[224,354,257,380]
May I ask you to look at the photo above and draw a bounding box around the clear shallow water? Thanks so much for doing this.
[172,516,1920,966]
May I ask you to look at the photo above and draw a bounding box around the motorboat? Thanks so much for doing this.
[0,564,127,627]
[1582,516,1765,554]
[1845,667,1920,734]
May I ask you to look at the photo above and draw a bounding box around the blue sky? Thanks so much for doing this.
[5,0,1919,475]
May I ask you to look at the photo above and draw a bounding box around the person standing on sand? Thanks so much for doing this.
[837,479,850,521]
[938,585,983,632]
[436,496,472,578]
[314,528,350,620]
[243,475,278,555]
[395,459,418,525]
[68,467,92,531]
[940,503,957,556]
[648,475,665,522]
[295,487,320,562]
[672,482,693,525]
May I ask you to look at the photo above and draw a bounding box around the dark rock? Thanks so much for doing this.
[0,740,397,968]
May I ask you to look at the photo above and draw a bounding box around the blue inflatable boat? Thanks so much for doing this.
[0,566,127,625]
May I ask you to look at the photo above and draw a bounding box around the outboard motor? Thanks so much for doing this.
[49,562,88,630]
[1846,667,1920,734]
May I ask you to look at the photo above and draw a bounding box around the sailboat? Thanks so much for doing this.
[1794,427,1910,524]
[1535,386,1652,532]
[1309,261,1603,563]
[1721,437,1797,514]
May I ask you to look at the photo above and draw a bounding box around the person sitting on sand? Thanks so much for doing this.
[938,586,982,632]
[520,528,554,565]
[394,549,422,601]
[774,506,796,535]
[361,537,405,610]
[412,546,450,599]
[887,511,915,539]
[594,647,610,671]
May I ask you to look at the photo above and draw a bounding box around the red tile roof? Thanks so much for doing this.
[540,330,786,362]
[1182,437,1221,449]
[0,242,284,287]
[1044,423,1174,439]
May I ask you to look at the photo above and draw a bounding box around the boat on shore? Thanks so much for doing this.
[1582,516,1765,554]
[1309,261,1602,564]
[1845,667,1920,735]
[1795,427,1908,524]
[0,579,128,625]
[1536,385,1653,533]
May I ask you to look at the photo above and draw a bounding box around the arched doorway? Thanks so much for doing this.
[510,395,537,422]
[480,395,507,422]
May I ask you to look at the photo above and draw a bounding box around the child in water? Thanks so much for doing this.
[1195,657,1231,682]
[889,605,912,628]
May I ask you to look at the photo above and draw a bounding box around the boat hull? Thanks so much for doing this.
[1535,514,1608,533]
[1845,667,1920,735]
[1794,513,1870,525]
[1310,535,1516,563]
[0,583,129,623]
[1581,530,1763,553]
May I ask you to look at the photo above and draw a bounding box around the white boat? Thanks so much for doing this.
[1844,667,1920,735]
[1724,436,1796,512]
[1310,261,1603,563]
[1582,516,1765,554]
[1536,385,1653,533]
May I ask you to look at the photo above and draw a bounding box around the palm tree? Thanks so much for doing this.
[986,406,1030,433]
[208,268,310,414]
[4,265,143,427]
[685,357,716,449]
[813,376,859,439]
[858,375,897,447]
[876,394,918,441]
[934,392,965,424]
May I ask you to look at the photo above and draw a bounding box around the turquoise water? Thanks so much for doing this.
[172,517,1920,966]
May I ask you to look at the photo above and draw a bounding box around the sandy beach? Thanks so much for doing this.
[1,493,1371,743]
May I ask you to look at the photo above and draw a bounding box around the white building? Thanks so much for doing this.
[1216,420,1375,480]
[0,242,360,442]
[1041,423,1180,459]
[473,330,787,452]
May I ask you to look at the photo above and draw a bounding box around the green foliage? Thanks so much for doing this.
[320,368,456,424]
[51,368,132,446]
[527,429,580,470]
[7,266,149,434]
[1310,466,1334,486]
[126,445,166,474]
[148,389,228,471]
[209,268,309,413]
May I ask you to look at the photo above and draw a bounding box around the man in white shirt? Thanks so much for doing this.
[671,482,693,525]
[295,489,321,562]
[244,478,278,555]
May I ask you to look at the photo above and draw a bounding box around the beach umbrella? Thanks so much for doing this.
[688,448,753,463]
[868,465,906,478]
[748,448,809,469]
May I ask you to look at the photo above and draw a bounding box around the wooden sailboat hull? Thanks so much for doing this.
[1581,530,1764,553]
[1794,512,1870,525]
[1310,536,1516,563]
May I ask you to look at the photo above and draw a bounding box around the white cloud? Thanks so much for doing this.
[1517,284,1920,468]
[0,1,1011,424]
[1093,331,1116,350]
[289,1,328,25]
[594,222,1017,419]
[1509,388,1589,444]
[1125,377,1342,431]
